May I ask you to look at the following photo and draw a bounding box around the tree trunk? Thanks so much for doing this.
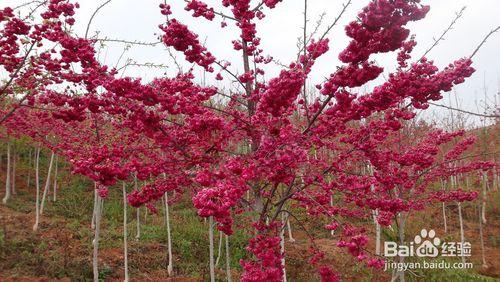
[225,234,232,282]
[11,151,16,195]
[481,172,487,224]
[93,192,103,282]
[134,176,140,240]
[52,155,58,202]
[40,152,55,215]
[280,213,288,282]
[392,213,405,282]
[368,165,380,255]
[374,209,381,256]
[2,143,11,204]
[216,230,223,266]
[478,202,487,268]
[91,183,97,230]
[457,202,466,264]
[441,179,447,233]
[164,192,173,276]
[122,182,129,282]
[33,147,41,231]
[209,216,215,282]
[453,175,466,264]
[330,195,335,236]
[286,218,295,243]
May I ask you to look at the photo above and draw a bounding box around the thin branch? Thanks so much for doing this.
[0,42,36,96]
[419,6,466,61]
[85,0,112,39]
[470,25,500,59]
[116,61,169,72]
[0,91,33,124]
[428,102,499,118]
[12,0,45,11]
[95,38,162,47]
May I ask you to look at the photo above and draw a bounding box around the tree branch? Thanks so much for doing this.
[428,102,499,118]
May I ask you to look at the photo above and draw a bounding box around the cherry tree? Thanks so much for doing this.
[1,0,499,281]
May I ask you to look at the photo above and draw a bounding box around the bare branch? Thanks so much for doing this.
[85,0,112,39]
[470,25,500,59]
[95,38,162,47]
[428,102,499,118]
[419,6,466,61]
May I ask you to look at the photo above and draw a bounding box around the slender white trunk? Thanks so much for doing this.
[122,182,129,282]
[453,174,466,264]
[216,230,223,266]
[209,216,215,282]
[11,151,16,195]
[392,213,405,282]
[91,183,98,230]
[225,234,232,282]
[441,179,447,233]
[457,202,466,264]
[33,147,41,231]
[373,209,381,256]
[164,192,173,276]
[134,177,140,240]
[481,172,487,224]
[2,143,11,204]
[40,152,55,214]
[280,213,287,282]
[368,165,380,255]
[52,155,58,202]
[286,218,295,243]
[93,193,103,282]
[478,201,487,268]
[330,195,334,236]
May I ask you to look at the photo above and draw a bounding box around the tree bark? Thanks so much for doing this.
[40,151,55,214]
[164,192,173,276]
[122,182,129,282]
[368,165,380,255]
[134,176,140,240]
[216,230,223,266]
[478,201,487,268]
[441,179,447,233]
[2,143,11,204]
[33,147,41,231]
[225,234,232,282]
[52,155,58,202]
[481,172,487,224]
[91,183,97,230]
[11,150,16,195]
[454,175,466,264]
[280,213,288,282]
[457,201,466,264]
[93,192,103,282]
[209,216,215,282]
[286,218,295,243]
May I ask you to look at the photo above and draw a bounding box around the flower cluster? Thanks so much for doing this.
[185,0,215,20]
[160,19,216,71]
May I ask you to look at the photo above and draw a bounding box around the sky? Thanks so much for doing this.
[3,0,500,127]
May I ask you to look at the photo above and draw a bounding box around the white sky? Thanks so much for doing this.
[3,0,500,127]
